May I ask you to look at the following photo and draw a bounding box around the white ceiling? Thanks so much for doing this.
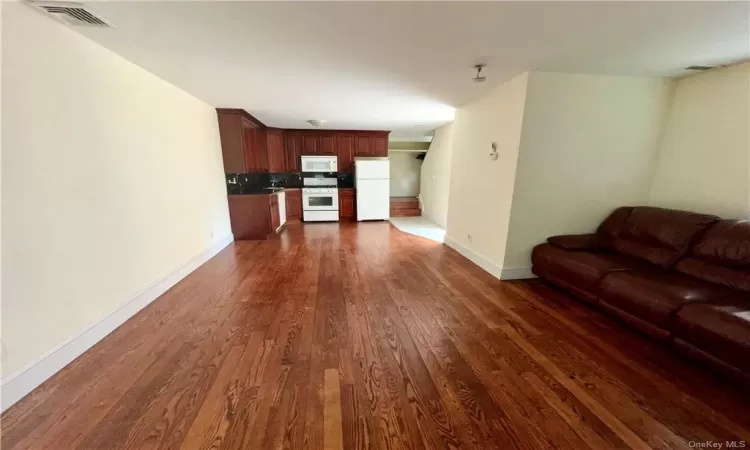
[73,1,749,140]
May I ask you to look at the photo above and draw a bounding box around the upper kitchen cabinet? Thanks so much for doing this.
[320,134,336,155]
[355,132,389,157]
[216,109,268,173]
[355,135,371,157]
[372,134,388,157]
[216,109,247,173]
[247,125,269,172]
[301,134,321,155]
[218,109,390,173]
[285,133,301,172]
[336,134,355,173]
[266,129,285,173]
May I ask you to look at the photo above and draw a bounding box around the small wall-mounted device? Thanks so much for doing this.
[490,142,499,161]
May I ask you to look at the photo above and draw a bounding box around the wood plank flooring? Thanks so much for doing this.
[2,221,749,449]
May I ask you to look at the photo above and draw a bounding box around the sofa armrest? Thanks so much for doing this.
[547,234,609,251]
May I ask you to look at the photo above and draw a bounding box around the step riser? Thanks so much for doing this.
[390,208,421,217]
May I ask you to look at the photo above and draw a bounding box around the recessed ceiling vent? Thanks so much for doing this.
[685,65,715,71]
[29,1,113,27]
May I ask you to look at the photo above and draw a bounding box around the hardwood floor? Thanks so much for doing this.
[2,222,749,449]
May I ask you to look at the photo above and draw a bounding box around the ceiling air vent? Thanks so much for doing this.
[29,1,113,27]
[685,65,715,71]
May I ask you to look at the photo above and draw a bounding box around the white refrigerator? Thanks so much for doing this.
[355,159,390,221]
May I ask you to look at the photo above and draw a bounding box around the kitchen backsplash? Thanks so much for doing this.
[337,172,354,188]
[225,172,304,194]
[226,172,355,194]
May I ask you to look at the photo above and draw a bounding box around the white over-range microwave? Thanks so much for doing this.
[301,156,337,173]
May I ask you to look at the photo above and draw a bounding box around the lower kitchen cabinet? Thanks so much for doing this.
[339,188,356,220]
[228,195,272,240]
[286,189,302,222]
[269,194,280,231]
[228,191,288,240]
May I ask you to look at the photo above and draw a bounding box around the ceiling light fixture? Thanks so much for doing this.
[472,64,487,83]
[307,119,327,127]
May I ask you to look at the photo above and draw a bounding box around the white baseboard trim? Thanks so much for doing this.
[443,237,537,281]
[500,267,537,280]
[444,236,504,280]
[0,233,234,412]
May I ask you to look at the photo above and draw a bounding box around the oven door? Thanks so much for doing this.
[302,192,339,211]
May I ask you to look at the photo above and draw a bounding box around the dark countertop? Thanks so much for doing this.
[228,187,287,196]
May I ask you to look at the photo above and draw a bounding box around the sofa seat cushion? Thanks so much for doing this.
[674,300,750,373]
[599,271,741,330]
[532,244,648,296]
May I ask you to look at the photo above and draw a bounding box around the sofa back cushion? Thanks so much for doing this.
[675,220,750,292]
[596,207,634,247]
[612,207,719,268]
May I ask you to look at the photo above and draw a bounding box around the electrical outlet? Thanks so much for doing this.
[467,233,472,243]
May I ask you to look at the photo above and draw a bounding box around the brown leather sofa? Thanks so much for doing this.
[531,206,750,383]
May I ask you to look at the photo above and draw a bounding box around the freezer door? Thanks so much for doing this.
[355,160,390,180]
[356,179,390,221]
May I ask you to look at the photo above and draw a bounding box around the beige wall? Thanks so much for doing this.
[388,152,422,197]
[2,4,231,377]
[445,73,529,272]
[431,64,748,280]
[502,72,673,272]
[649,63,750,218]
[419,123,454,227]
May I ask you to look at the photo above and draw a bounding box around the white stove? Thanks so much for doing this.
[302,177,339,222]
[302,187,338,194]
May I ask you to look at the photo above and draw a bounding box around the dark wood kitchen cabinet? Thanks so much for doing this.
[216,109,268,173]
[320,134,336,155]
[228,191,290,240]
[267,129,285,173]
[248,126,268,172]
[336,134,355,173]
[218,109,390,174]
[302,134,321,155]
[285,133,301,172]
[372,135,388,157]
[339,188,356,220]
[285,189,302,222]
[228,194,272,240]
[355,135,372,157]
[269,194,280,232]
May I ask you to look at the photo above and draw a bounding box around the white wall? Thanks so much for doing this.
[649,63,750,218]
[437,64,747,281]
[502,72,673,273]
[388,152,422,197]
[419,123,454,227]
[444,73,529,275]
[2,3,231,383]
